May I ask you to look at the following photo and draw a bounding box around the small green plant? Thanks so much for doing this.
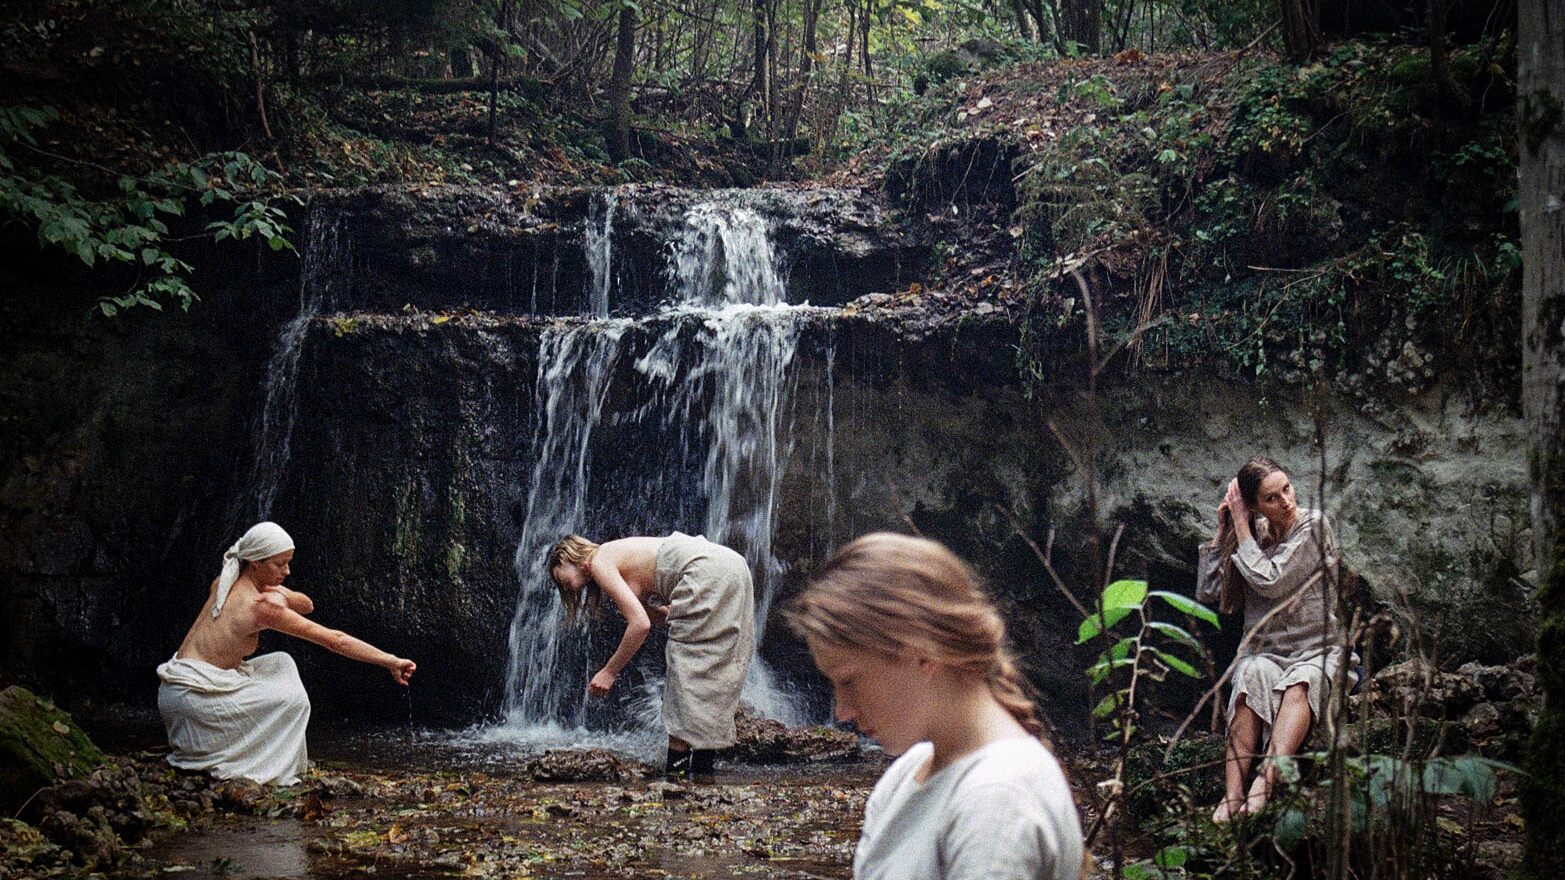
[1077,579,1219,879]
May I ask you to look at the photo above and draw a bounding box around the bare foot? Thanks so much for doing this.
[1212,795,1245,823]
[1243,771,1273,815]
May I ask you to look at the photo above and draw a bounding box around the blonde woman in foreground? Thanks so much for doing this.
[785,532,1085,880]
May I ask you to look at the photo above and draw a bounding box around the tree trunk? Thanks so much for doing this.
[1521,0,1565,870]
[606,2,636,162]
[752,0,771,135]
[1058,0,1101,55]
[1426,0,1472,115]
[1277,0,1321,61]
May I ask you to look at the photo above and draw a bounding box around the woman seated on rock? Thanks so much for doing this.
[548,533,754,778]
[1198,457,1359,822]
[157,522,416,786]
[785,533,1084,880]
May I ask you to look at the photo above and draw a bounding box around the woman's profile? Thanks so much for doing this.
[785,532,1085,880]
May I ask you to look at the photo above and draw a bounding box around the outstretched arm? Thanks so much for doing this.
[587,555,651,697]
[255,595,416,685]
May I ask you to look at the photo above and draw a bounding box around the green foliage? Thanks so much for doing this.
[1081,580,1217,744]
[0,105,297,316]
[1010,38,1519,393]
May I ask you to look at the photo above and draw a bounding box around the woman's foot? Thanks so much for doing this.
[1243,769,1274,814]
[1212,795,1245,823]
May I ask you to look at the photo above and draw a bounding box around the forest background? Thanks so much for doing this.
[3,0,1564,878]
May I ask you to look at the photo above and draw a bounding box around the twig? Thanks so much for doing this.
[998,506,1091,619]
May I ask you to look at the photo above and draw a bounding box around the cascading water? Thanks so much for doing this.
[488,196,815,755]
[250,208,348,522]
[584,191,617,318]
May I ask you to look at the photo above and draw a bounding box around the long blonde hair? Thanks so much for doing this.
[783,532,1050,743]
[547,535,601,624]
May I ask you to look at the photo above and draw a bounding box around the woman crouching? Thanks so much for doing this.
[785,533,1084,880]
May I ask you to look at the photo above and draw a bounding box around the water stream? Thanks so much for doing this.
[249,209,349,522]
[491,196,820,755]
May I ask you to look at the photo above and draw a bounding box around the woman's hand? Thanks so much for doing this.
[1224,478,1253,540]
[647,604,669,626]
[387,658,416,686]
[588,668,618,697]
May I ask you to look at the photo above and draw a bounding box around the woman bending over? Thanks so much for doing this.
[549,532,755,778]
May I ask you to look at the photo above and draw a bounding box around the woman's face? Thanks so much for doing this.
[1254,470,1297,529]
[807,638,932,755]
[251,550,293,587]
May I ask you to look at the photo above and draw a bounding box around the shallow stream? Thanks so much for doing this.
[142,729,884,880]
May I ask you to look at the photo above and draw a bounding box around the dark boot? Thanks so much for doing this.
[690,749,716,781]
[666,747,693,778]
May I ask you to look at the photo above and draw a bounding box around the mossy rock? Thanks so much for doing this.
[1124,733,1226,825]
[1340,716,1470,757]
[0,687,107,814]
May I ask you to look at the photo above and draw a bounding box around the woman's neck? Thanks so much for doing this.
[919,675,1028,779]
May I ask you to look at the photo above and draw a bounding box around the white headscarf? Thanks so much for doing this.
[213,521,296,618]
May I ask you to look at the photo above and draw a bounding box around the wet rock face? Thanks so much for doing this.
[309,184,928,315]
[0,185,1538,739]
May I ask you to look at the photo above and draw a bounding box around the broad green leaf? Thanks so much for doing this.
[1077,606,1133,643]
[1092,692,1123,719]
[1088,656,1135,686]
[1149,590,1219,627]
[1103,579,1148,609]
[1145,620,1205,654]
[1149,647,1199,678]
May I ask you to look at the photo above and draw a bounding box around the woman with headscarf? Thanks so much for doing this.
[156,521,416,785]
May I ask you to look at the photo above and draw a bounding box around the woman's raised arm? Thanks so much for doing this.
[1232,513,1338,599]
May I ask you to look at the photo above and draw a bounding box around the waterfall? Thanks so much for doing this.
[584,191,617,318]
[250,208,347,522]
[501,321,629,734]
[488,196,814,753]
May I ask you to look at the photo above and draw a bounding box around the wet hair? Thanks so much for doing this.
[547,535,601,624]
[1215,456,1288,614]
[783,532,1050,743]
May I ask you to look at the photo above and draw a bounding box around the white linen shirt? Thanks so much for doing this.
[854,737,1084,880]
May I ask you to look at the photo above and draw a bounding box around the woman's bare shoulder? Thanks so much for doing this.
[597,536,662,563]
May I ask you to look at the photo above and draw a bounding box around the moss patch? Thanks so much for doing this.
[0,687,107,814]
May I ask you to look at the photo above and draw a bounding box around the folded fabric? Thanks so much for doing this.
[156,651,310,786]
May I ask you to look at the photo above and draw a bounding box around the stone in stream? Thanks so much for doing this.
[0,686,107,816]
[726,706,861,763]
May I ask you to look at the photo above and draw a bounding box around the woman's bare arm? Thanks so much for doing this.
[255,595,415,684]
[260,584,314,615]
[587,552,651,694]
